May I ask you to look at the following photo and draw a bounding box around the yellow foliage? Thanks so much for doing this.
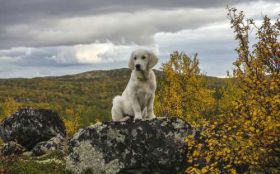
[184,8,279,173]
[152,8,280,173]
[0,97,19,121]
[226,7,280,171]
[155,52,216,123]
[63,107,82,137]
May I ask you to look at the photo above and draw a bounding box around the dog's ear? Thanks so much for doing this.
[148,51,158,69]
[128,52,135,70]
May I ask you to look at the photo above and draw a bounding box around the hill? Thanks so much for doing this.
[0,68,227,126]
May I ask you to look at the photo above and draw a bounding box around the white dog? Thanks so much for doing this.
[111,49,158,121]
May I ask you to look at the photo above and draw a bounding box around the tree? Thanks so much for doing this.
[186,8,280,173]
[155,51,216,124]
[227,7,280,172]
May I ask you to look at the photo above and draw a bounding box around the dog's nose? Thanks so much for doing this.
[135,64,141,70]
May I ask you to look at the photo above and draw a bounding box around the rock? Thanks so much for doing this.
[0,107,66,155]
[31,133,65,156]
[66,117,195,174]
[1,141,26,156]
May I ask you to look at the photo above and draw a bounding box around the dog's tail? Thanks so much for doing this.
[112,96,124,121]
[112,95,122,105]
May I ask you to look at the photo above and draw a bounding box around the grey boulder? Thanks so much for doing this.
[66,117,195,174]
[0,107,66,155]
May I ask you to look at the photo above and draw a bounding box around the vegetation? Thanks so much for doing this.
[0,152,65,174]
[226,7,279,173]
[0,97,19,121]
[155,52,216,124]
[0,68,225,135]
[63,107,82,137]
[0,69,132,128]
[155,8,280,174]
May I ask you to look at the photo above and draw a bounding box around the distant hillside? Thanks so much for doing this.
[0,68,227,125]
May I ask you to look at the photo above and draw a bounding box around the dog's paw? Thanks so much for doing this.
[119,116,130,122]
[146,114,156,120]
[134,117,142,121]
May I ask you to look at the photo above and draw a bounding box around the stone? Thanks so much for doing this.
[1,141,26,156]
[31,133,65,156]
[0,107,66,155]
[66,117,195,174]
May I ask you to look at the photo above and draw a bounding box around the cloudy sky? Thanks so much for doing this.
[0,0,279,78]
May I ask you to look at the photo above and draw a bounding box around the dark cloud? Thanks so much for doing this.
[0,0,264,25]
[0,0,278,49]
[0,6,237,49]
[0,0,279,78]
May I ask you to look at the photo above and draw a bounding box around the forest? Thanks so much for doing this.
[0,68,225,135]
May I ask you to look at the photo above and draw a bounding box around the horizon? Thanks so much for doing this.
[0,67,229,80]
[0,0,279,78]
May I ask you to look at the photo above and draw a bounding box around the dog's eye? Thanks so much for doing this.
[134,56,137,60]
[141,56,146,59]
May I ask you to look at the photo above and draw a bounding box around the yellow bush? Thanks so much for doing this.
[227,7,280,171]
[0,97,19,121]
[155,8,279,174]
[155,52,216,124]
[184,8,279,173]
[63,107,82,137]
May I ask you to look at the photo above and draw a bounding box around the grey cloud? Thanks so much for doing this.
[0,47,77,67]
[0,43,146,68]
[0,7,229,49]
[0,60,128,79]
[1,0,279,49]
[154,24,239,76]
[0,0,279,78]
[0,0,265,25]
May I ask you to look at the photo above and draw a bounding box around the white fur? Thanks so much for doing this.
[112,49,158,121]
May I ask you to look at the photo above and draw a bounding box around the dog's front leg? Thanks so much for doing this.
[132,97,142,120]
[146,94,156,119]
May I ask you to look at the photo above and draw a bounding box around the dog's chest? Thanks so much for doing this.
[136,84,153,104]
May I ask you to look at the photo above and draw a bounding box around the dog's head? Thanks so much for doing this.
[128,49,158,71]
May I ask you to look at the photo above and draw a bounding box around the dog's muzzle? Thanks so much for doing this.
[135,64,141,71]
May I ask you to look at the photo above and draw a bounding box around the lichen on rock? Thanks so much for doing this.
[66,117,194,174]
[0,107,66,156]
[66,141,123,174]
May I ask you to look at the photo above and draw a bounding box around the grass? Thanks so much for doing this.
[0,152,65,174]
